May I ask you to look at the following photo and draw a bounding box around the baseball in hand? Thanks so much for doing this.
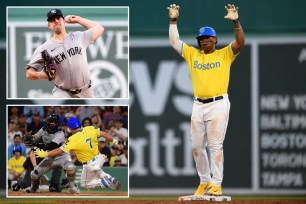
[65,15,71,22]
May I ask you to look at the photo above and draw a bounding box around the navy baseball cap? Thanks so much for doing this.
[47,9,64,21]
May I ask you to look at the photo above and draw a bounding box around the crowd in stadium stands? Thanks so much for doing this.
[7,106,128,188]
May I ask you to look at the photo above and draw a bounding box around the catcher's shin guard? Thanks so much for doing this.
[28,169,40,193]
[64,161,77,189]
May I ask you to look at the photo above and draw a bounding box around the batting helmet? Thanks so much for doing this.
[196,26,217,39]
[67,117,81,129]
[196,26,217,46]
[13,145,22,153]
[44,114,60,134]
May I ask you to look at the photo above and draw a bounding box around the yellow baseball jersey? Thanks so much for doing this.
[60,126,100,163]
[182,43,237,98]
[8,156,26,173]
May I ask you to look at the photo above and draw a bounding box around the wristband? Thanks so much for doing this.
[232,18,239,23]
[170,18,177,22]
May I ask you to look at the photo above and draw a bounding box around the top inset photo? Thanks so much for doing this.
[7,7,129,99]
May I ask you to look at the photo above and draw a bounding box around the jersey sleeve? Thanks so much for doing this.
[182,43,198,71]
[74,30,94,48]
[25,46,44,70]
[87,126,100,146]
[60,136,77,153]
[224,43,237,64]
[33,128,44,141]
[182,43,197,64]
[95,127,100,136]
[52,131,66,145]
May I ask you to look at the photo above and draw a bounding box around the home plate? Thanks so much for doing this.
[178,195,231,202]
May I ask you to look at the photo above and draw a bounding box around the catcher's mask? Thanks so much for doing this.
[44,114,60,134]
[67,117,81,129]
[196,26,218,47]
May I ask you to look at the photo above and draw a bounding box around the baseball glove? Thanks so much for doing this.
[23,131,34,146]
[41,50,57,81]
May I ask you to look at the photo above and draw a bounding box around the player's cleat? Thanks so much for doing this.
[12,183,21,191]
[60,178,78,190]
[49,183,61,192]
[60,178,69,189]
[194,182,212,195]
[69,186,80,194]
[108,177,121,190]
[25,187,40,193]
[101,176,121,190]
[208,185,222,196]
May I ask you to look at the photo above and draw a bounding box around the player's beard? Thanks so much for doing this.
[53,25,63,35]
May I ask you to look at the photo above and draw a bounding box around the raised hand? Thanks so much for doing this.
[224,4,239,20]
[167,4,180,19]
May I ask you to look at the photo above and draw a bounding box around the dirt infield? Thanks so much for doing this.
[8,190,128,197]
[3,192,306,204]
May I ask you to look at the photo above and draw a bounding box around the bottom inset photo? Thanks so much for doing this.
[7,105,128,198]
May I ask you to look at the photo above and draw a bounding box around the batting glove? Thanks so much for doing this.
[167,4,180,20]
[34,149,48,158]
[113,139,119,146]
[224,4,239,20]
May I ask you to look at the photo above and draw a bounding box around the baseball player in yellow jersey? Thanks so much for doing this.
[168,4,244,196]
[35,117,121,191]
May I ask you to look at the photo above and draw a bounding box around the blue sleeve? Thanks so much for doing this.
[22,144,27,157]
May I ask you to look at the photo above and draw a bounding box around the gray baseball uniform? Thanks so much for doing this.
[31,128,77,190]
[33,127,65,149]
[26,30,94,98]
[33,128,66,174]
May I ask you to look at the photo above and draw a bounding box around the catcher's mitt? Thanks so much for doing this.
[41,50,57,81]
[23,131,34,146]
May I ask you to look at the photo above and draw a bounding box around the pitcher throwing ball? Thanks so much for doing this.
[25,9,104,98]
[168,4,245,196]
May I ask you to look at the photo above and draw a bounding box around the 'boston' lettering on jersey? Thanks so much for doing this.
[53,47,82,65]
[193,60,221,70]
